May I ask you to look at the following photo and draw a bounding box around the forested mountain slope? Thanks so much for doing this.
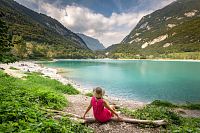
[0,0,94,59]
[108,0,200,59]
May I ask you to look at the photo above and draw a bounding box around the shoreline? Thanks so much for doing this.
[117,58,200,62]
[51,58,200,62]
[0,61,146,108]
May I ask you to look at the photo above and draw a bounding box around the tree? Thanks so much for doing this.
[0,19,15,63]
[12,35,27,59]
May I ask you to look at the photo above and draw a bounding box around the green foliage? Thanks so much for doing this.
[0,19,16,63]
[12,35,27,59]
[108,0,200,59]
[9,66,19,70]
[25,72,79,95]
[119,101,200,132]
[119,106,181,125]
[150,100,178,108]
[59,118,93,133]
[0,71,92,132]
[169,117,200,133]
[85,92,93,97]
[162,52,200,60]
[151,100,200,110]
[107,51,200,60]
[181,103,200,110]
[0,0,96,60]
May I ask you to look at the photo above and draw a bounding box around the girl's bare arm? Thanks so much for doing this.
[103,100,119,117]
[83,102,92,119]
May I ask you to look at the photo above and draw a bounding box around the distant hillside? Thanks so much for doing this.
[77,33,105,51]
[0,0,94,59]
[108,0,200,59]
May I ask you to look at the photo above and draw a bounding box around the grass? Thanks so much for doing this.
[0,70,92,133]
[181,104,200,110]
[24,72,80,95]
[119,100,200,132]
[151,100,200,110]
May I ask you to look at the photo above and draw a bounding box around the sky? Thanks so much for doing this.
[15,0,175,47]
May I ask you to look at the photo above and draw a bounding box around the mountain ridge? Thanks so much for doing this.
[77,33,105,51]
[0,0,95,59]
[108,0,200,59]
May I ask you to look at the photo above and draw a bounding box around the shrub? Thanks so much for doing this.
[0,71,92,132]
[85,92,93,97]
[9,67,19,70]
[119,103,200,132]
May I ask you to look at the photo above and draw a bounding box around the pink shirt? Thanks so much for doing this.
[91,96,112,122]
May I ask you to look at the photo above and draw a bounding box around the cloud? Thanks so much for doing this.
[40,3,151,47]
[15,0,40,12]
[15,0,175,47]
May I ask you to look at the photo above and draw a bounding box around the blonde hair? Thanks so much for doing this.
[93,87,105,98]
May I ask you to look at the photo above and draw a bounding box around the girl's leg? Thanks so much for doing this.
[110,105,116,111]
[110,105,116,117]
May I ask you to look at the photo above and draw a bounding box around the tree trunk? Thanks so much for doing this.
[83,117,166,126]
[43,109,167,126]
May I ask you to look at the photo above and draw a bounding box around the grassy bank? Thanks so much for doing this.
[119,100,200,132]
[0,71,92,132]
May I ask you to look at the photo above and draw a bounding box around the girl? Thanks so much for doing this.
[83,87,122,122]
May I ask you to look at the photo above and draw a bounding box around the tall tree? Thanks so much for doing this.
[0,19,15,63]
[12,35,27,59]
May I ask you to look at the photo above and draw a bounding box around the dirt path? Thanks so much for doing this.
[64,94,163,133]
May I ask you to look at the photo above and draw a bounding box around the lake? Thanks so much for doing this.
[43,59,200,103]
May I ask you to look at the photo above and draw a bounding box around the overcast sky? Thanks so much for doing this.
[15,0,175,47]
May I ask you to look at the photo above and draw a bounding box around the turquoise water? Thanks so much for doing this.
[43,59,200,103]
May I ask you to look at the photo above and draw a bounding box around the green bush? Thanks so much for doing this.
[9,67,19,70]
[151,100,200,110]
[85,92,93,97]
[181,103,200,110]
[150,100,178,108]
[119,105,181,125]
[119,103,200,132]
[0,71,92,132]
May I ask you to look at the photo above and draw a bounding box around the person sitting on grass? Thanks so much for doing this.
[83,87,122,122]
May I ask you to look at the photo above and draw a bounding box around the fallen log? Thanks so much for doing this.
[83,117,166,126]
[43,109,82,118]
[42,109,167,126]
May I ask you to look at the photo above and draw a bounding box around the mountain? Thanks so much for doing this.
[108,0,200,59]
[77,33,105,51]
[0,0,94,59]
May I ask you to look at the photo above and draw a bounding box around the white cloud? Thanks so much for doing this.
[16,0,175,47]
[40,3,150,47]
[15,0,40,12]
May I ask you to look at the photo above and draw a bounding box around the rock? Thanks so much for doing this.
[175,108,186,114]
[53,115,62,120]
[0,67,5,70]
